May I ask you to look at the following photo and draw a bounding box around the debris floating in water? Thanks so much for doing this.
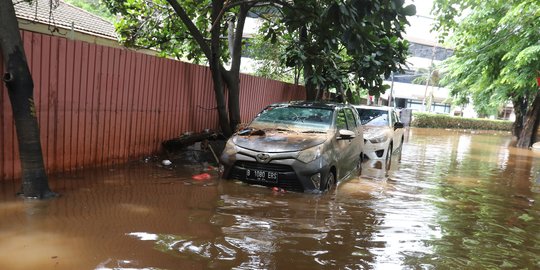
[192,173,211,180]
[161,159,172,166]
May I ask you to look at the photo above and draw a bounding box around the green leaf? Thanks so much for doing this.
[517,213,534,222]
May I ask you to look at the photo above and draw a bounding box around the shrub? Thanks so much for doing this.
[411,112,513,131]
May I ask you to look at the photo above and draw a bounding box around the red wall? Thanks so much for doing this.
[0,30,305,180]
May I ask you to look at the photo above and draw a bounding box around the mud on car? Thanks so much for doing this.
[354,105,404,169]
[220,101,364,193]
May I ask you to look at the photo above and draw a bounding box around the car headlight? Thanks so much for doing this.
[223,139,238,156]
[297,145,322,163]
[365,131,388,144]
[367,136,387,144]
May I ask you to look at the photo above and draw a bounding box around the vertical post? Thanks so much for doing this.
[389,71,395,107]
[422,45,437,111]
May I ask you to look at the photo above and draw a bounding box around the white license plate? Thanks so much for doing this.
[245,169,278,183]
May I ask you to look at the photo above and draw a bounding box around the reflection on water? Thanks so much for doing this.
[1,128,540,269]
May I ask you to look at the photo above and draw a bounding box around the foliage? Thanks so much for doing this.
[245,34,298,83]
[432,0,540,115]
[63,0,114,22]
[411,112,512,131]
[104,0,214,63]
[103,0,273,136]
[252,0,416,99]
[412,65,443,86]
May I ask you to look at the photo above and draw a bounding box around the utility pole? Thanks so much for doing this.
[389,71,395,107]
[422,45,437,111]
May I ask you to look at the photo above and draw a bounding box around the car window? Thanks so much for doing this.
[394,111,401,123]
[344,108,357,131]
[336,110,347,130]
[390,110,396,126]
[250,105,333,132]
[357,108,389,126]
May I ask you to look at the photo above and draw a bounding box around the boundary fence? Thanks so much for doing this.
[1,30,305,180]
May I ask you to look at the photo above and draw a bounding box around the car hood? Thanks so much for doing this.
[363,126,392,138]
[233,130,328,152]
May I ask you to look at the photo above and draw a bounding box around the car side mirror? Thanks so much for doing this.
[338,129,356,140]
[394,122,404,130]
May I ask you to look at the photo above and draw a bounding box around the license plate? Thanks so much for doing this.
[245,169,278,183]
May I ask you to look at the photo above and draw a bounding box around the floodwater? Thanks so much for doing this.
[1,128,540,269]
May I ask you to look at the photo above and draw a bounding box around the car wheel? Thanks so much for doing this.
[385,144,393,171]
[322,172,336,192]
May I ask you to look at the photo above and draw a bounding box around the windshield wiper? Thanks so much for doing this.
[301,130,325,134]
[275,128,292,132]
[237,128,266,136]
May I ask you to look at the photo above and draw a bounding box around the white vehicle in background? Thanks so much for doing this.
[354,105,405,169]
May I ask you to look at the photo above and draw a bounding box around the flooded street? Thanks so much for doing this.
[1,128,540,269]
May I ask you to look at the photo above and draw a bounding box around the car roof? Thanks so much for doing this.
[270,100,354,110]
[353,105,395,111]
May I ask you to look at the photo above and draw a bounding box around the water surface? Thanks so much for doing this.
[1,128,539,269]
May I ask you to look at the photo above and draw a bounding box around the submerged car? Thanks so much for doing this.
[354,105,404,166]
[221,101,364,193]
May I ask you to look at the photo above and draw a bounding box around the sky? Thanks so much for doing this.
[406,0,436,17]
[403,0,442,47]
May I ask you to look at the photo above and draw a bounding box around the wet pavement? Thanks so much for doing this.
[1,128,540,269]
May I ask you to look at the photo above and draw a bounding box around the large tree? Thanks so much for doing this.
[105,0,281,136]
[255,0,415,101]
[0,0,56,198]
[433,0,540,148]
[106,0,415,134]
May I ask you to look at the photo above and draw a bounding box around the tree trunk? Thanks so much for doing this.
[209,0,232,137]
[0,0,56,199]
[345,88,354,103]
[223,3,249,133]
[304,63,316,100]
[300,26,316,100]
[511,96,526,138]
[226,76,241,131]
[294,65,300,85]
[516,91,540,148]
[166,0,233,137]
[210,64,231,136]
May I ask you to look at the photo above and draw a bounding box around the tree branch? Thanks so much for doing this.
[230,4,249,74]
[165,0,212,60]
[210,0,266,34]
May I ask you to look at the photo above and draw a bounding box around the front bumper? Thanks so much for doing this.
[220,146,331,192]
[363,140,389,160]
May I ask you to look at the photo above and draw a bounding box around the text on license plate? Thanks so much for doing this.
[246,169,278,183]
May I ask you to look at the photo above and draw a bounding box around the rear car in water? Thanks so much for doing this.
[220,101,364,193]
[354,105,404,167]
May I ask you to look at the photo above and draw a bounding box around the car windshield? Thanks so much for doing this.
[250,105,333,132]
[357,108,389,126]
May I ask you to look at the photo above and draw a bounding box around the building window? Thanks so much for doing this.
[405,100,450,113]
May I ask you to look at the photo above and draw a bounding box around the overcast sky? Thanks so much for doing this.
[403,0,441,47]
[406,0,435,17]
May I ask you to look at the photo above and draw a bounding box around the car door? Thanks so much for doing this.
[391,110,404,150]
[334,109,355,179]
[344,107,362,173]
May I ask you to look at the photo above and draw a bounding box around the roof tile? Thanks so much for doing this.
[14,0,117,40]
